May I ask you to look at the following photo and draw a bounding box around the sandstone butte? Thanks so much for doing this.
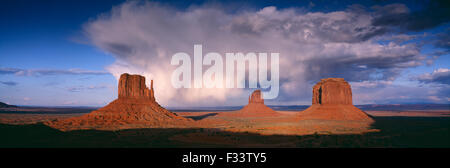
[46,73,192,131]
[298,78,374,122]
[221,90,279,117]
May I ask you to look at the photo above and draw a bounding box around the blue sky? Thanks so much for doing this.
[0,0,449,106]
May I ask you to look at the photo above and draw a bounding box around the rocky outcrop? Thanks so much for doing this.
[299,78,373,122]
[118,73,154,100]
[46,73,192,131]
[248,90,264,104]
[312,78,352,105]
[222,90,279,117]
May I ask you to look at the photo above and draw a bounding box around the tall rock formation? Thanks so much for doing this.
[222,90,279,117]
[118,74,154,100]
[299,78,373,122]
[312,78,352,105]
[248,90,264,104]
[46,73,191,131]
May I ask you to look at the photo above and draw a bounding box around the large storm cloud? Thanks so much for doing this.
[83,1,446,106]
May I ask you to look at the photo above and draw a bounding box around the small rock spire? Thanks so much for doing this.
[248,90,264,104]
[150,80,154,100]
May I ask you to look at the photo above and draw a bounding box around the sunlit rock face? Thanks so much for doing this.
[312,78,352,105]
[300,78,373,122]
[248,90,264,104]
[118,73,154,100]
[220,90,279,117]
[46,73,192,131]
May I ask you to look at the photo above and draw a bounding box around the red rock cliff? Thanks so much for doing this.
[46,73,191,131]
[248,90,264,104]
[118,73,154,100]
[312,78,352,105]
[222,90,278,117]
[299,78,373,122]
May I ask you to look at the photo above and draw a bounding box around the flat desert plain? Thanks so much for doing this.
[0,106,449,147]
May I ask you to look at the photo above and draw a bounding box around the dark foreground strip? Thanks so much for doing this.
[0,148,447,167]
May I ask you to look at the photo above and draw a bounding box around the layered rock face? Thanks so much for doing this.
[312,78,352,105]
[223,90,278,117]
[299,78,373,122]
[46,73,191,131]
[118,74,154,100]
[248,90,264,104]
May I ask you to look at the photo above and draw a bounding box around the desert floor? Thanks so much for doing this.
[0,108,449,147]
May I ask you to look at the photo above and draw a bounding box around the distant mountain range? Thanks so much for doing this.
[0,102,18,108]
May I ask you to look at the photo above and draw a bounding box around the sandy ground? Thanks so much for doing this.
[0,113,83,125]
[1,109,449,136]
[178,111,376,136]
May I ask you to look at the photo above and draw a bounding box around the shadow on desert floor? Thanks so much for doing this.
[0,117,449,148]
[184,112,219,121]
